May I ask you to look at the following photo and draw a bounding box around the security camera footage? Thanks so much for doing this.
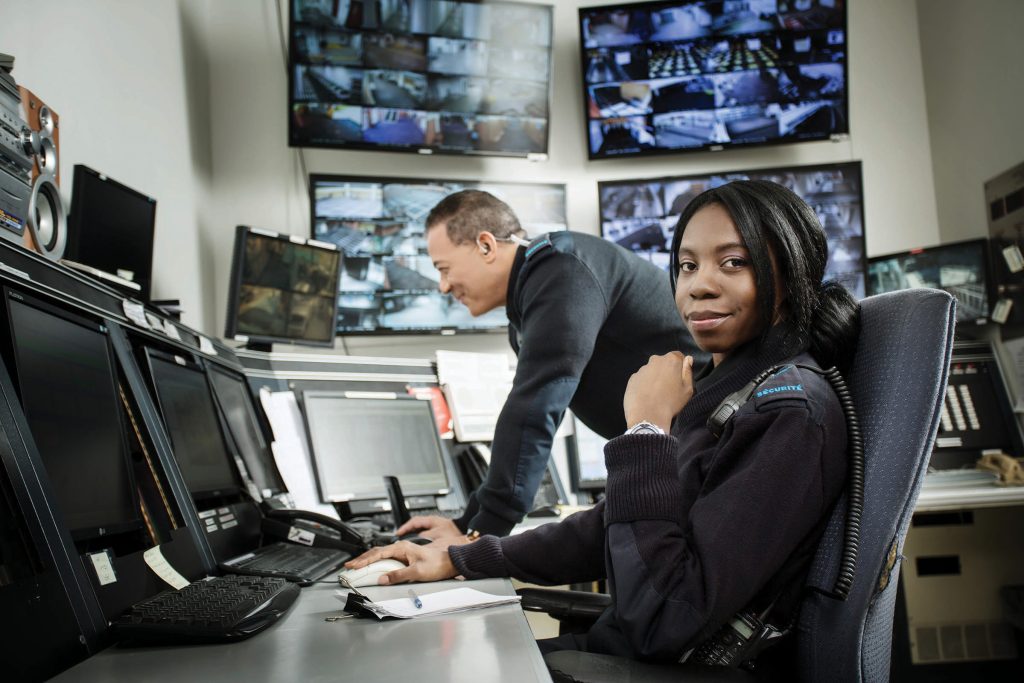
[599,161,866,298]
[581,0,848,159]
[291,0,552,157]
[228,229,342,345]
[311,174,567,334]
[868,240,990,324]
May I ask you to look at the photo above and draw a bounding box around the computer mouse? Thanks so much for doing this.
[338,559,406,588]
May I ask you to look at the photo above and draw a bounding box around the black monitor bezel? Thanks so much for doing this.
[299,390,452,504]
[866,238,992,325]
[224,225,343,348]
[2,287,145,541]
[142,347,242,504]
[597,159,868,298]
[578,0,850,161]
[308,172,568,336]
[287,0,555,159]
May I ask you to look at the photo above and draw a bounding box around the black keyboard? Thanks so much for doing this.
[220,542,350,585]
[113,575,299,644]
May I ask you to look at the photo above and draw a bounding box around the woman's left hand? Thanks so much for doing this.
[344,541,458,585]
[623,352,694,432]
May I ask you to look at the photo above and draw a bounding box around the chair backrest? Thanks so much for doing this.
[796,289,956,682]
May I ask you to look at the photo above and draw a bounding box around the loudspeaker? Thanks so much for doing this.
[18,87,66,259]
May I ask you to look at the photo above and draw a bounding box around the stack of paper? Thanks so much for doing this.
[436,351,515,443]
[339,587,521,620]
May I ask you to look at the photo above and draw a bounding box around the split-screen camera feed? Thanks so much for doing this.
[311,175,567,334]
[291,0,551,157]
[234,232,341,344]
[868,240,990,324]
[599,161,866,298]
[581,0,848,158]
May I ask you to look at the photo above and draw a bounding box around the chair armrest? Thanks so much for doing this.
[516,587,612,622]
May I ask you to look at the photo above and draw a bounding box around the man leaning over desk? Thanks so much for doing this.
[398,190,706,544]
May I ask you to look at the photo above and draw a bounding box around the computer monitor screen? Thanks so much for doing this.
[867,239,990,325]
[224,226,342,347]
[145,350,239,502]
[598,160,866,298]
[567,416,609,492]
[289,0,553,158]
[206,365,286,497]
[6,293,140,538]
[579,0,848,159]
[311,173,567,334]
[302,393,449,502]
[66,164,158,301]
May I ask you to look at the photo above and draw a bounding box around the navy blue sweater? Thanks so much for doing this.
[450,326,848,662]
[456,231,705,536]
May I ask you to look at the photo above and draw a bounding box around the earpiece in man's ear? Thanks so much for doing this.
[477,240,491,255]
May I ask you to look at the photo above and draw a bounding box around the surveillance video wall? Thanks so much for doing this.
[291,0,552,157]
[599,161,866,298]
[580,0,848,158]
[311,174,567,334]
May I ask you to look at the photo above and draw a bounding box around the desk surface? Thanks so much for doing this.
[52,578,552,683]
[915,482,1024,512]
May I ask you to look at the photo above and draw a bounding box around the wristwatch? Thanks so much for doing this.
[625,421,665,436]
[465,529,482,542]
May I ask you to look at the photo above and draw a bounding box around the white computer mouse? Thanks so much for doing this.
[338,559,406,588]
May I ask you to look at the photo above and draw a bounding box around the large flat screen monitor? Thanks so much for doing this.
[206,364,286,498]
[290,0,553,158]
[598,160,866,298]
[302,392,450,503]
[224,226,342,348]
[145,349,240,504]
[580,0,849,159]
[867,239,991,326]
[65,164,158,301]
[310,174,567,334]
[567,415,609,493]
[5,291,141,540]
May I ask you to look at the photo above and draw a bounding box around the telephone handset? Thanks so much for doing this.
[261,507,368,555]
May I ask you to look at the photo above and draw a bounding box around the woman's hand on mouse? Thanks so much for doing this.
[345,541,458,585]
[623,352,694,432]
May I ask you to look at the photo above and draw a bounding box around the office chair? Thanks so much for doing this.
[524,289,956,683]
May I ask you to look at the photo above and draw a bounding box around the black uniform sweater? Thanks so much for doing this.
[449,324,848,662]
[456,231,705,536]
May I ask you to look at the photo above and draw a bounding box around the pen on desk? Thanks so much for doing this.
[408,588,423,609]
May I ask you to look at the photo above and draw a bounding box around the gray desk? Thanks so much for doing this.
[915,481,1024,513]
[51,578,552,683]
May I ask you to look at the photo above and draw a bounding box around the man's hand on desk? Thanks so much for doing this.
[396,515,463,541]
[345,541,458,585]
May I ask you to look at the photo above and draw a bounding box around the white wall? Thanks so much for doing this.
[2,0,942,356]
[917,0,1024,243]
[0,0,212,332]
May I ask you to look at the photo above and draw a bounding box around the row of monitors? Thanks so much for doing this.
[289,0,852,159]
[3,285,454,547]
[223,160,998,345]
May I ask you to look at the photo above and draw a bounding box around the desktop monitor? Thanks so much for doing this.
[206,364,286,497]
[289,0,554,158]
[310,173,567,334]
[867,239,991,325]
[598,160,867,298]
[145,349,240,503]
[579,0,849,159]
[224,225,343,348]
[566,415,609,493]
[4,290,142,540]
[65,165,158,300]
[302,392,450,503]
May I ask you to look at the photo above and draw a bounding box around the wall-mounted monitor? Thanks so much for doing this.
[579,0,849,160]
[598,160,866,298]
[310,173,567,335]
[290,0,553,158]
[868,239,991,325]
[224,226,342,349]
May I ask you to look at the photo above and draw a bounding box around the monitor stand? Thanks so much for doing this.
[244,341,272,353]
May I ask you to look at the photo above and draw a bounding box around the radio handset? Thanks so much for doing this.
[261,508,367,554]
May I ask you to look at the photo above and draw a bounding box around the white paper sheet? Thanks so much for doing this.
[339,587,521,620]
[259,388,340,519]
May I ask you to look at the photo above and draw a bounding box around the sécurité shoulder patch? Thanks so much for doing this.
[752,365,808,411]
